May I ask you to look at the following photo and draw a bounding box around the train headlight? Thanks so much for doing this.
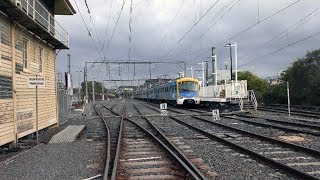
[178,96,183,99]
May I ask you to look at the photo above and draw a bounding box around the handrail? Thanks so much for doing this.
[248,90,258,110]
[14,0,69,47]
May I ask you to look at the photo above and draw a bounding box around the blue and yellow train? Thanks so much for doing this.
[134,77,200,105]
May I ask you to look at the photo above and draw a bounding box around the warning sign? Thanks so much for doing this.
[28,77,45,88]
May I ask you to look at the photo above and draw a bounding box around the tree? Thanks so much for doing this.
[81,81,104,95]
[281,49,320,105]
[236,71,268,100]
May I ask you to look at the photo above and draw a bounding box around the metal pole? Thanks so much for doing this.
[102,82,104,100]
[85,63,88,102]
[78,71,81,101]
[287,82,291,116]
[235,42,238,82]
[67,54,71,73]
[190,67,193,78]
[229,45,233,80]
[214,54,217,86]
[36,75,39,145]
[211,47,216,85]
[202,62,205,87]
[205,61,208,86]
[92,79,95,102]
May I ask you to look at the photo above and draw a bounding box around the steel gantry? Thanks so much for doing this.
[84,60,186,101]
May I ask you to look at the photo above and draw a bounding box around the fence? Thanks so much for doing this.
[57,89,71,124]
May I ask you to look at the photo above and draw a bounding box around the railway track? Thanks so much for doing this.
[258,106,320,119]
[95,102,207,179]
[144,104,320,179]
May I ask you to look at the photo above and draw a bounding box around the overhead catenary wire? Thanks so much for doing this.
[103,0,127,58]
[239,8,320,61]
[240,31,320,67]
[216,0,302,47]
[128,0,133,61]
[174,0,303,63]
[101,0,114,51]
[72,0,102,58]
[166,0,241,62]
[162,0,185,41]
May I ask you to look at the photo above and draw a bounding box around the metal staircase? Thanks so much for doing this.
[241,90,258,111]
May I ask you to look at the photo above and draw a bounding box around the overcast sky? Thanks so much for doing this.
[55,0,320,87]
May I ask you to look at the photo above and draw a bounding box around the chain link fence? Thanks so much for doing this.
[57,89,71,124]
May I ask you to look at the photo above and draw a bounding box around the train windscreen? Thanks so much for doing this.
[178,81,198,92]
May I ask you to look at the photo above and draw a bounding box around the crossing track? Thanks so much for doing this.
[144,104,320,179]
[95,103,208,179]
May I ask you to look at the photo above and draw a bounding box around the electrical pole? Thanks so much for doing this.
[229,45,233,80]
[92,79,95,102]
[212,47,218,86]
[234,42,238,82]
[85,63,88,103]
[205,60,208,86]
[287,82,291,116]
[67,54,71,73]
[102,82,104,100]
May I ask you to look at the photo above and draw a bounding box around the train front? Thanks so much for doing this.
[176,77,200,105]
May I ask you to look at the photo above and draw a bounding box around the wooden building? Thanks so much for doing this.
[0,0,75,146]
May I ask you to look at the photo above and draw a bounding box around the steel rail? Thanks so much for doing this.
[110,107,125,180]
[223,115,320,136]
[236,114,320,129]
[132,103,207,180]
[104,104,205,180]
[169,116,319,180]
[92,105,111,180]
[259,107,320,119]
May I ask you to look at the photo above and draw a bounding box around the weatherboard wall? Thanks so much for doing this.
[0,13,58,146]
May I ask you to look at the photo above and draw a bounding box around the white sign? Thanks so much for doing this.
[160,103,167,110]
[28,77,45,88]
[160,110,168,116]
[212,109,220,120]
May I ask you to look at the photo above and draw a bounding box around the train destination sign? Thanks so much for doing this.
[28,77,45,88]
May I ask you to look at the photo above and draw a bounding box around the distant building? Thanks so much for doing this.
[0,0,75,146]
[266,76,281,85]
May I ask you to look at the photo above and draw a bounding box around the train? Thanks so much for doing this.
[134,77,201,105]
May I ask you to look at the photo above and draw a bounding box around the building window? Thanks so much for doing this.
[39,47,43,73]
[23,38,28,69]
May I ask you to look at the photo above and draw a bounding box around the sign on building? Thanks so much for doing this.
[27,77,45,88]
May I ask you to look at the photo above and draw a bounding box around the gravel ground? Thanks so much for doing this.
[0,142,103,180]
[147,115,291,179]
[175,115,320,178]
[199,115,320,150]
[0,103,107,180]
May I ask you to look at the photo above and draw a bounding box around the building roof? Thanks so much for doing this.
[54,0,76,15]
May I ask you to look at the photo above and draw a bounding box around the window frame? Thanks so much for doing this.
[22,38,29,70]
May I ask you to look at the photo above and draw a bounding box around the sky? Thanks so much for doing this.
[55,0,320,88]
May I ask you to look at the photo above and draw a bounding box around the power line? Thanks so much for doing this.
[216,0,302,46]
[162,0,185,41]
[239,8,320,61]
[101,0,114,51]
[103,0,127,58]
[72,0,102,57]
[177,0,221,44]
[240,31,320,67]
[168,0,241,61]
[128,0,133,61]
[174,0,302,62]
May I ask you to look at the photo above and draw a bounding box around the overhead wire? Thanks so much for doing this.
[103,0,127,58]
[72,0,102,58]
[162,0,185,41]
[239,8,320,61]
[240,30,320,67]
[216,0,302,47]
[101,0,114,51]
[158,0,222,61]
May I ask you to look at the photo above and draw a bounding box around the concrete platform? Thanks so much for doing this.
[49,125,85,144]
